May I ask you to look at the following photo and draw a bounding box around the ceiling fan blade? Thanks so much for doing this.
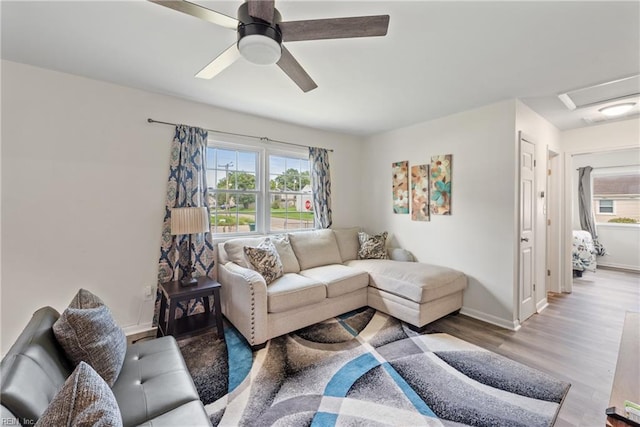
[195,44,241,79]
[149,0,238,30]
[247,0,275,24]
[277,46,317,93]
[280,15,389,42]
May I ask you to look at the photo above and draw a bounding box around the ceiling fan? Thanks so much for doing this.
[149,0,390,92]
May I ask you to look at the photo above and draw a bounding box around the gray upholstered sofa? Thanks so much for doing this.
[0,307,211,426]
[218,228,467,348]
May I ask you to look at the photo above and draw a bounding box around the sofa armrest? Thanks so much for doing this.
[218,262,268,346]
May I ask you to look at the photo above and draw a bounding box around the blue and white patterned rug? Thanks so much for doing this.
[178,308,569,427]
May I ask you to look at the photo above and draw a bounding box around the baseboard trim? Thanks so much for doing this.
[459,307,520,331]
[123,323,156,345]
[536,298,549,313]
[597,264,640,273]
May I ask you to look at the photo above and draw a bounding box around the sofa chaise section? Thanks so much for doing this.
[346,259,467,329]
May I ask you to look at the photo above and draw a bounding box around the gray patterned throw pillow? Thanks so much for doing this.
[358,231,389,259]
[35,361,123,427]
[244,238,284,284]
[53,289,127,387]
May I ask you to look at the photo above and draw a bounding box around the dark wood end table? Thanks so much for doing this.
[157,276,224,341]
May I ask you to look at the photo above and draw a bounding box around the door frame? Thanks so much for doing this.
[546,149,561,294]
[562,144,638,293]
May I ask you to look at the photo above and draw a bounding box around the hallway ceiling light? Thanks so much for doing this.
[598,102,636,117]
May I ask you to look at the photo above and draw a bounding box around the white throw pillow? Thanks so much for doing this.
[271,234,301,273]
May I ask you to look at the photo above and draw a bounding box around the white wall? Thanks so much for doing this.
[0,60,364,354]
[560,118,640,290]
[515,101,561,311]
[596,224,640,271]
[361,100,519,329]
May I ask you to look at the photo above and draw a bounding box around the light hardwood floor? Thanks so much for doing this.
[426,267,640,427]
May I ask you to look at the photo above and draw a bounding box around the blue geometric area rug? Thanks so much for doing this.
[178,308,570,427]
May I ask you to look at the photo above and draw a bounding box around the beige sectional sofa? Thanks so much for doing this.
[217,228,467,348]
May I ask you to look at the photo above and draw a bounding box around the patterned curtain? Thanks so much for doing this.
[578,166,606,256]
[153,125,215,325]
[309,147,332,229]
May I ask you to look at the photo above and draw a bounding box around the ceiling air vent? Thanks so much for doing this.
[558,74,640,110]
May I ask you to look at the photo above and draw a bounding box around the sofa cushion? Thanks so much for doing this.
[53,289,126,387]
[223,237,266,268]
[134,400,211,426]
[111,336,204,427]
[288,229,342,270]
[244,239,284,285]
[300,264,369,298]
[35,361,122,427]
[345,259,467,303]
[358,231,389,260]
[332,227,360,262]
[271,234,301,273]
[267,273,326,313]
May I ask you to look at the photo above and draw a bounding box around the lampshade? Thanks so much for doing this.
[170,207,209,236]
[238,34,282,65]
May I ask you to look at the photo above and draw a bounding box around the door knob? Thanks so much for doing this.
[521,237,529,242]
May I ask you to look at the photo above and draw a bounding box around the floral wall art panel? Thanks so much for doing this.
[430,154,452,215]
[411,164,430,221]
[392,161,409,214]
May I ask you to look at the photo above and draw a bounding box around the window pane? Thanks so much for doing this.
[238,151,257,173]
[599,199,614,213]
[209,192,256,234]
[270,193,314,231]
[217,149,235,168]
[206,147,215,168]
[270,156,286,175]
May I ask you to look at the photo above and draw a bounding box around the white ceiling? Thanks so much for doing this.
[2,1,639,136]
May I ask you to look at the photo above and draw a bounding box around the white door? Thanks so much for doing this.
[519,133,536,322]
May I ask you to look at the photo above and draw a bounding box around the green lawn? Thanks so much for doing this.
[211,208,314,223]
[269,209,314,221]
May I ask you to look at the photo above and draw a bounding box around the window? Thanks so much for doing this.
[598,199,614,214]
[268,154,314,232]
[593,172,640,224]
[206,146,259,234]
[206,143,315,235]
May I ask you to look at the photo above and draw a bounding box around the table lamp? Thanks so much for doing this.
[170,207,209,286]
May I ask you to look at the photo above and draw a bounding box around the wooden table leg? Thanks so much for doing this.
[212,287,224,340]
[167,298,179,336]
[157,292,168,337]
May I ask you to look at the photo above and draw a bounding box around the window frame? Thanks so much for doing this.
[597,199,615,215]
[206,139,315,237]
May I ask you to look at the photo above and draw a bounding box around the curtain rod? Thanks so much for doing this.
[147,118,334,153]
[576,164,640,170]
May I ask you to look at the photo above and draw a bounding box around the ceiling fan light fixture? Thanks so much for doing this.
[598,102,636,117]
[238,34,282,65]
